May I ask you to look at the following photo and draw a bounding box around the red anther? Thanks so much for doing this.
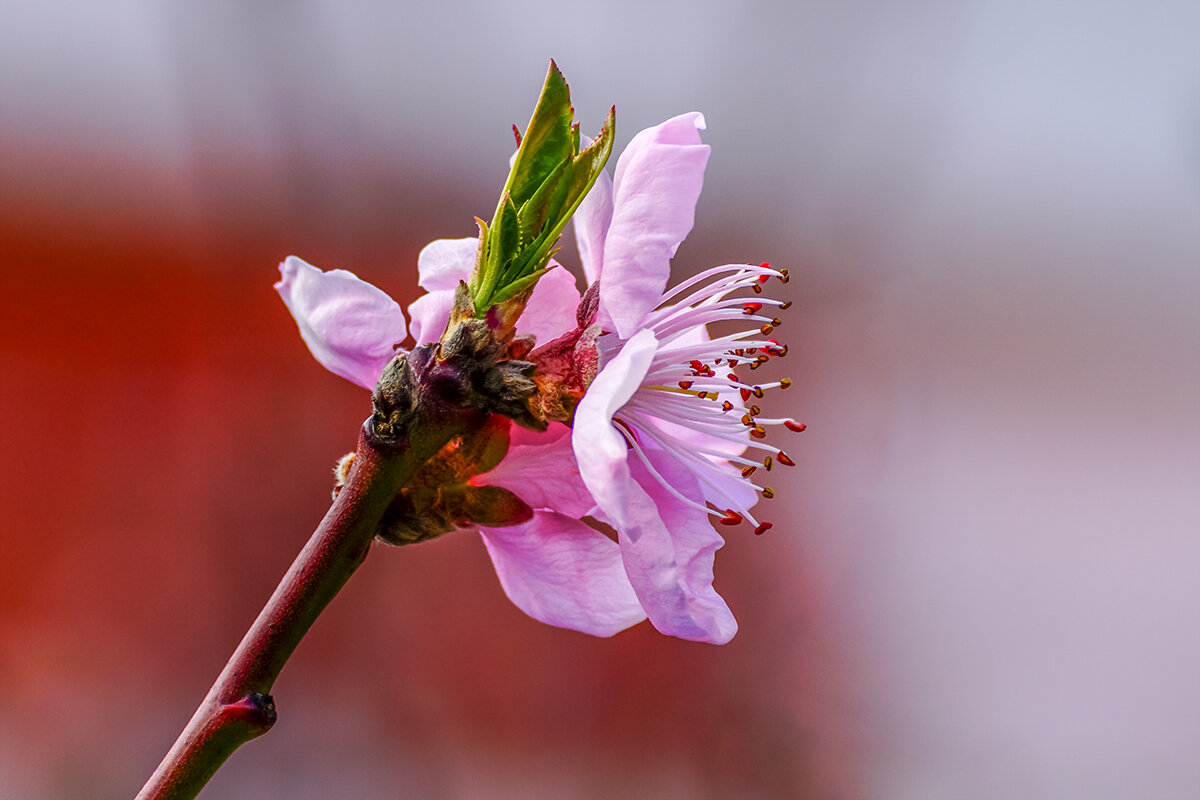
[785,420,807,432]
[741,465,757,478]
[763,455,774,471]
[750,428,767,439]
[512,124,522,146]
[757,274,770,283]
[741,414,755,426]
[701,365,715,377]
[727,372,740,382]
[749,361,762,370]
[740,388,752,402]
[779,377,793,389]
[734,349,746,356]
[759,261,772,269]
[777,451,796,466]
[722,400,734,411]
[752,386,765,398]
[756,355,770,364]
[749,404,761,415]
[743,302,763,314]
[719,509,743,526]
[697,391,710,399]
[678,380,694,390]
[689,360,704,371]
[746,348,758,355]
[754,522,773,535]
[762,487,776,499]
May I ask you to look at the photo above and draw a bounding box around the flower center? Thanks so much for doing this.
[611,263,805,535]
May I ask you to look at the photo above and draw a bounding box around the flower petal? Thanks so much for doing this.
[275,256,406,389]
[479,511,646,637]
[514,263,581,345]
[601,113,711,338]
[572,329,659,531]
[618,445,738,644]
[573,167,613,285]
[477,422,596,518]
[416,237,476,291]
[406,288,456,346]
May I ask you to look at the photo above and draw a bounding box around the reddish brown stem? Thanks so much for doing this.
[135,421,439,800]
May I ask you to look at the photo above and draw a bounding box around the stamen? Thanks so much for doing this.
[780,300,793,310]
[785,420,807,432]
[743,302,762,314]
[749,405,761,416]
[678,380,693,390]
[763,455,774,471]
[741,465,757,478]
[779,378,793,389]
[762,487,775,499]
[754,522,773,535]
[777,452,796,466]
[719,509,743,526]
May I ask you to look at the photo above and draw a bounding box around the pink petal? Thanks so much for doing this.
[601,113,711,339]
[479,511,646,637]
[572,329,659,531]
[406,288,456,346]
[416,237,476,291]
[476,423,595,519]
[275,256,407,389]
[618,445,737,644]
[514,263,581,345]
[572,167,613,285]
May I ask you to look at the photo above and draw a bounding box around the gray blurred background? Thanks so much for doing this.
[2,1,1199,798]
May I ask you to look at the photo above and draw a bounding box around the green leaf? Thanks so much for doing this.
[503,62,575,207]
[468,62,616,317]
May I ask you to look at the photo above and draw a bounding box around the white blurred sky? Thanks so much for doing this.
[4,1,1200,798]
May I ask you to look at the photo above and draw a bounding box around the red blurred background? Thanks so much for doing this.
[3,2,1199,798]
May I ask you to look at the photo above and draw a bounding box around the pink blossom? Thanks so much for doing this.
[274,113,798,645]
[275,247,648,638]
[567,113,797,644]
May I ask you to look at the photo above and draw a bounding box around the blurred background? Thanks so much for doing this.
[2,1,1199,798]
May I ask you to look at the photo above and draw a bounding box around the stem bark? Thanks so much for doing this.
[135,419,449,799]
